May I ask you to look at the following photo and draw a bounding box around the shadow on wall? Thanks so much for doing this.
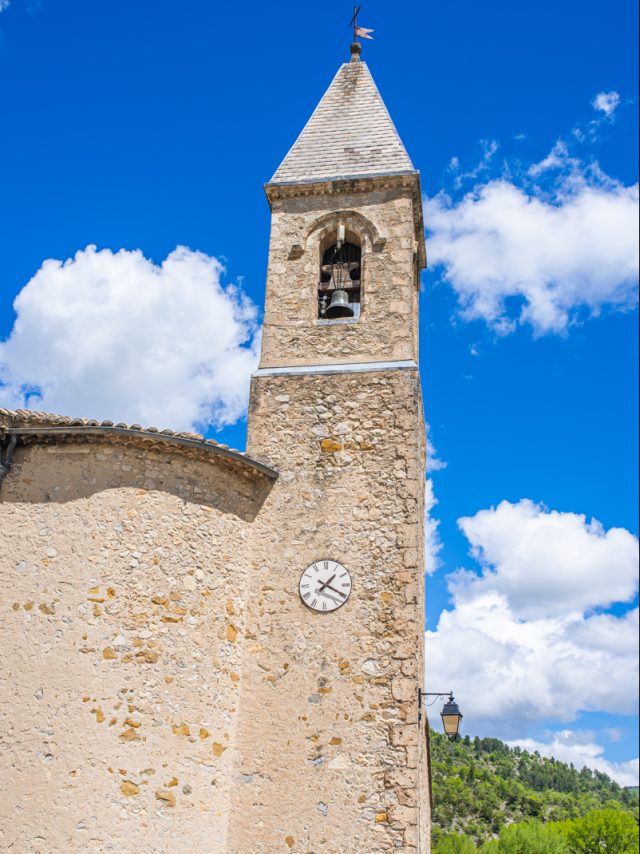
[1,439,275,523]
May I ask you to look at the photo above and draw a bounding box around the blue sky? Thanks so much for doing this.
[1,1,638,782]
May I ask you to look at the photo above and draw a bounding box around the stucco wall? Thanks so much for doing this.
[0,439,270,853]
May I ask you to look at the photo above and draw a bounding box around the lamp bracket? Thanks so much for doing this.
[417,689,455,723]
[418,689,453,706]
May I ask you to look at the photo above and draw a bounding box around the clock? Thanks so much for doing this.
[299,560,352,613]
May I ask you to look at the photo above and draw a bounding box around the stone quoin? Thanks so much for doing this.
[0,43,431,853]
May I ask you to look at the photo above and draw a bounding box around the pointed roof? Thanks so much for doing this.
[269,55,416,186]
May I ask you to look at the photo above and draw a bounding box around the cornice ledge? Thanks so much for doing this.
[265,170,421,201]
[253,359,419,378]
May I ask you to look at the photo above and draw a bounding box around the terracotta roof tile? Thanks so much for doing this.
[0,408,278,478]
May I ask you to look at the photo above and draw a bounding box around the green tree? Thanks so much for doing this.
[429,730,639,846]
[558,808,639,854]
[434,833,477,853]
[480,821,569,853]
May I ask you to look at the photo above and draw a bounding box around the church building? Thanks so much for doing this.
[0,41,430,853]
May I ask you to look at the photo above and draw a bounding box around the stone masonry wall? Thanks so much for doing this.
[0,439,271,853]
[260,184,421,369]
[228,368,428,853]
[0,166,430,852]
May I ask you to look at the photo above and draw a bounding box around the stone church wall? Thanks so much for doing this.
[0,157,431,854]
[0,438,271,853]
[226,367,428,853]
[0,407,430,853]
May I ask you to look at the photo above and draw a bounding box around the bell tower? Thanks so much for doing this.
[256,42,425,373]
[231,43,430,853]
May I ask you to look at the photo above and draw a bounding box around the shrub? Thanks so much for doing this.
[480,821,569,852]
[434,833,478,853]
[557,808,639,854]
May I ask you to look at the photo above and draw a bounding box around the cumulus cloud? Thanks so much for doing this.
[424,479,443,575]
[427,595,638,737]
[426,96,639,336]
[425,177,639,335]
[455,499,639,619]
[426,424,446,473]
[424,426,445,575]
[592,91,621,117]
[426,500,639,743]
[0,245,260,432]
[508,732,639,788]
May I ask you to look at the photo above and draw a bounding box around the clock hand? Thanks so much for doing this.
[322,591,342,606]
[317,573,336,593]
[321,582,346,598]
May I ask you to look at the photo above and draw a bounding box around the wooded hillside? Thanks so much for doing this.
[431,730,639,848]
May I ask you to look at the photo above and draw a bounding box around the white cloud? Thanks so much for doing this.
[424,479,443,575]
[427,103,639,337]
[455,499,639,619]
[427,595,638,737]
[603,727,623,743]
[592,91,621,117]
[528,140,577,178]
[426,424,446,473]
[0,245,260,432]
[425,177,639,335]
[508,732,639,788]
[0,0,10,11]
[448,139,500,190]
[426,499,639,743]
[424,426,445,575]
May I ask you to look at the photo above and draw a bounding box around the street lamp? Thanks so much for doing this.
[440,694,463,739]
[418,690,463,740]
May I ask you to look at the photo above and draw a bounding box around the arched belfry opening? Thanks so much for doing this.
[318,224,362,319]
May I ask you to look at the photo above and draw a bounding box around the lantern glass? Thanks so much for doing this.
[440,695,463,739]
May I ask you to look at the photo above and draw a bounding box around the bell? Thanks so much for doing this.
[325,289,354,319]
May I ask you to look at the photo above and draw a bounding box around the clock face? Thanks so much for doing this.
[299,560,352,613]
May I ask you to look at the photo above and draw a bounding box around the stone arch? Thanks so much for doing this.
[302,209,386,255]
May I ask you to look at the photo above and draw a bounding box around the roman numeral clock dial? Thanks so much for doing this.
[299,560,352,613]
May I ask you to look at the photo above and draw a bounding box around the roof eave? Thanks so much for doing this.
[1,423,279,480]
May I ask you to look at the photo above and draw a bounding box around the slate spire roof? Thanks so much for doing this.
[269,52,416,186]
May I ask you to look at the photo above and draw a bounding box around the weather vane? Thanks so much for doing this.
[349,4,374,45]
